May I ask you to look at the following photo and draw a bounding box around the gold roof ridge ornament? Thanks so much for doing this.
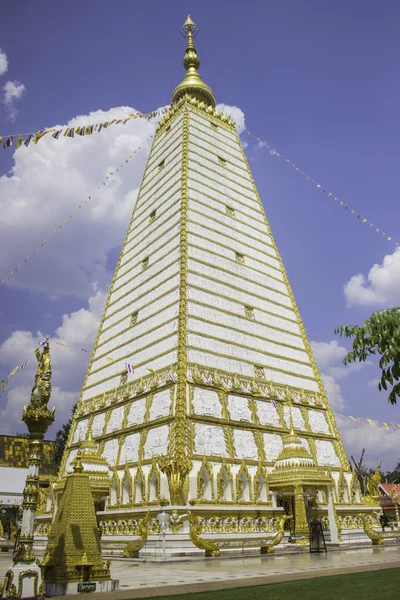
[171,15,216,108]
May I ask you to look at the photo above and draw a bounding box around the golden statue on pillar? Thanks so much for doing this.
[1,339,55,599]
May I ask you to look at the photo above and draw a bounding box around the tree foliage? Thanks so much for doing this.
[53,403,77,466]
[335,307,400,405]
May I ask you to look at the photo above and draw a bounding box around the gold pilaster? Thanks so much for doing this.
[159,105,191,504]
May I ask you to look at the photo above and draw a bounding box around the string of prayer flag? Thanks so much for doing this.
[1,134,154,285]
[336,413,400,432]
[1,359,28,392]
[245,130,399,248]
[0,108,167,151]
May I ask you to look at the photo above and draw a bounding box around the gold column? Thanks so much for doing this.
[159,105,191,505]
[293,485,309,537]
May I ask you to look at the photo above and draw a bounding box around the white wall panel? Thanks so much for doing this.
[188,348,319,393]
[125,201,181,256]
[188,333,314,378]
[124,192,181,251]
[189,152,254,193]
[112,247,180,303]
[187,261,292,309]
[188,134,250,174]
[187,231,281,281]
[189,246,286,295]
[188,317,309,364]
[188,170,259,210]
[114,240,180,293]
[107,262,180,316]
[187,272,296,322]
[189,209,275,257]
[187,302,304,349]
[188,198,272,247]
[81,349,178,402]
[188,187,264,230]
[90,323,178,379]
[141,145,182,195]
[101,287,179,342]
[100,303,178,351]
[138,163,182,209]
[130,183,182,235]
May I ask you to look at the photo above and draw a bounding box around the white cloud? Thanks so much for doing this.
[337,419,400,471]
[0,105,157,296]
[0,48,8,76]
[344,247,400,307]
[320,373,345,410]
[368,377,381,388]
[0,287,106,436]
[216,103,245,134]
[311,339,368,382]
[2,80,25,121]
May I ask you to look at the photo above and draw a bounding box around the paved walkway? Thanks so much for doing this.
[1,545,400,599]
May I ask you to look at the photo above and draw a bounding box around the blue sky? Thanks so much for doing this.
[0,0,399,468]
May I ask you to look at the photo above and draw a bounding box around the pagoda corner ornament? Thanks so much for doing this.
[1,339,55,599]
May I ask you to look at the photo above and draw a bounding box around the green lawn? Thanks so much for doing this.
[138,568,400,600]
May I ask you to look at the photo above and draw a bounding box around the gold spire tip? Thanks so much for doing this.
[171,15,216,108]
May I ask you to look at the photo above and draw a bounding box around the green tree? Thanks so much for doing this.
[335,307,400,405]
[53,403,77,466]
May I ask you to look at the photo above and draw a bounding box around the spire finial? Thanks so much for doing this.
[171,16,216,108]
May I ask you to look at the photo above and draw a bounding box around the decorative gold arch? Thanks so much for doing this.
[197,456,215,501]
[133,464,146,505]
[147,460,161,503]
[236,461,252,503]
[217,460,234,503]
[121,465,132,506]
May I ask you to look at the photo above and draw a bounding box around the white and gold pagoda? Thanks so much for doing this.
[51,16,378,555]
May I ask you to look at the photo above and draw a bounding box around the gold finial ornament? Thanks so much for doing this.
[171,15,216,107]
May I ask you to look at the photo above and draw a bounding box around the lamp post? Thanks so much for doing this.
[157,510,170,561]
[0,339,55,599]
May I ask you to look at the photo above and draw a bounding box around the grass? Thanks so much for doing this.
[138,568,400,600]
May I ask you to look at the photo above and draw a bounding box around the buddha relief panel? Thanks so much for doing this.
[308,410,331,435]
[255,400,280,427]
[227,395,252,422]
[91,412,106,438]
[127,398,147,427]
[102,438,120,467]
[192,387,222,418]
[119,432,141,464]
[263,433,283,462]
[149,389,172,421]
[194,424,228,457]
[144,425,169,459]
[315,440,341,467]
[106,405,125,434]
[73,419,88,444]
[232,429,259,460]
[283,406,306,431]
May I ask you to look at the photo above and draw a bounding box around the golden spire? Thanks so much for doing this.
[171,15,216,108]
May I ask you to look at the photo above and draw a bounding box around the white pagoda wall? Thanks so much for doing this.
[81,115,184,402]
[186,110,318,393]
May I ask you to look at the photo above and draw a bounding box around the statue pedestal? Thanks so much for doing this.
[2,561,42,599]
[45,579,119,597]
